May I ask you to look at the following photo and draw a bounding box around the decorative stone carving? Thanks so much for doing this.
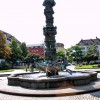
[43,0,57,76]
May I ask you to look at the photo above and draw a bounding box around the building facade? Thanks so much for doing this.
[78,37,100,54]
[27,43,66,58]
[27,44,45,58]
[56,43,66,53]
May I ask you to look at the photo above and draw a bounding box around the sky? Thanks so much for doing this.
[0,0,100,48]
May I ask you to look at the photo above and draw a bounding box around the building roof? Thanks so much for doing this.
[27,43,65,48]
[27,44,44,48]
[56,43,64,47]
[0,30,20,44]
[78,37,100,45]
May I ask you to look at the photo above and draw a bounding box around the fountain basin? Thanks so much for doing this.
[7,71,97,89]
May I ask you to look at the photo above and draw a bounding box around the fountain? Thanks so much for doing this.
[8,0,98,89]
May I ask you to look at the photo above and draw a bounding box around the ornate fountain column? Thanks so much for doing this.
[43,0,58,76]
[43,0,57,63]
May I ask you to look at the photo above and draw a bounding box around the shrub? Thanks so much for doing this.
[89,61,94,65]
[82,62,88,65]
[0,62,11,70]
[98,64,100,68]
[78,64,82,67]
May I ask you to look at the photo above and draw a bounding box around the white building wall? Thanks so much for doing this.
[97,45,100,54]
[81,45,100,55]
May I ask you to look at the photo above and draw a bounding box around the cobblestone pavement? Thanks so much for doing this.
[0,91,100,100]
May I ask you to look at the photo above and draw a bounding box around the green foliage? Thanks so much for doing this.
[66,45,83,63]
[20,42,29,61]
[24,53,40,63]
[0,62,11,70]
[97,64,100,67]
[83,45,99,63]
[0,30,11,59]
[89,61,94,65]
[9,38,22,65]
[57,50,65,59]
[86,45,99,56]
[82,62,88,65]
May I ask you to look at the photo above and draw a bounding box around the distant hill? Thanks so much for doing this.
[0,30,20,44]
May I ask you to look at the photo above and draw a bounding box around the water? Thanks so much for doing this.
[18,73,46,79]
[17,71,89,79]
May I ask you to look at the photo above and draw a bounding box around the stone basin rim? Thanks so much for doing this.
[7,71,98,89]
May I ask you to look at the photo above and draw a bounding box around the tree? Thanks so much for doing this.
[57,50,65,60]
[66,45,83,63]
[83,45,99,63]
[66,47,73,62]
[0,30,11,59]
[20,42,29,61]
[24,53,40,63]
[9,38,22,67]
